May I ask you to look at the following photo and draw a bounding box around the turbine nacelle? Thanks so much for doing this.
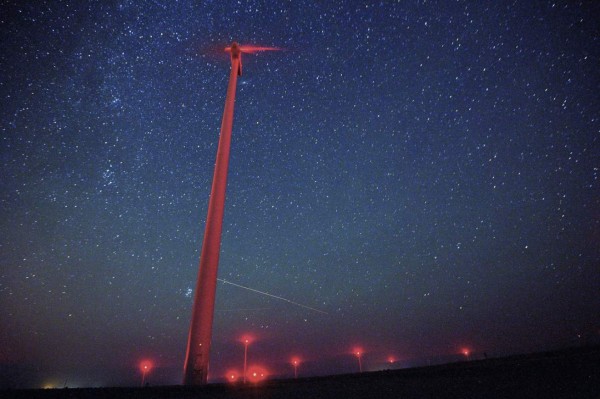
[224,42,281,76]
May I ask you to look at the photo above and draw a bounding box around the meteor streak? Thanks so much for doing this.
[217,278,328,314]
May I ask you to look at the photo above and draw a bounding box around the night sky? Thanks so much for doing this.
[1,0,599,389]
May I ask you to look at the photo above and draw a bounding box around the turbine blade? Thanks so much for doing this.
[225,45,282,53]
[240,46,282,53]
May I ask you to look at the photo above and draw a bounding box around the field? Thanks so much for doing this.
[2,346,598,399]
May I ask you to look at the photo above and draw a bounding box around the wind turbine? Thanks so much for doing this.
[183,42,280,386]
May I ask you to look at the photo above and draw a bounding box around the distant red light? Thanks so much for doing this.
[388,356,395,363]
[239,333,255,345]
[291,357,301,378]
[225,369,240,383]
[139,359,153,386]
[352,347,363,356]
[352,347,364,373]
[246,365,268,383]
[139,360,153,373]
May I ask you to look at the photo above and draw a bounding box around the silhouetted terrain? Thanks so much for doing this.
[2,346,598,399]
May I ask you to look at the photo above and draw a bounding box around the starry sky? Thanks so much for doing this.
[1,0,599,389]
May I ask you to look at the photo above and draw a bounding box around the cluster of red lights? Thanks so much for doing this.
[225,366,269,384]
[223,341,473,383]
[223,343,369,383]
[142,340,474,384]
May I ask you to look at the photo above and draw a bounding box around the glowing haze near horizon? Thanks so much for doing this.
[1,0,598,389]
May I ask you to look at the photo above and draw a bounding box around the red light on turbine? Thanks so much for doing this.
[388,356,396,364]
[461,348,471,357]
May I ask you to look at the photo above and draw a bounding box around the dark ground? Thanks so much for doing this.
[2,346,598,399]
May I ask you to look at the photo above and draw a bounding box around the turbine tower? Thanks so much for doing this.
[183,42,278,385]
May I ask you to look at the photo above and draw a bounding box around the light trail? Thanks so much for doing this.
[217,278,328,314]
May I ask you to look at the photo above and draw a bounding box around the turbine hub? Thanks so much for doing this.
[229,42,241,59]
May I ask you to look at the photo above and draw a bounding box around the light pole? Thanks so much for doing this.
[139,360,152,387]
[243,338,250,383]
[355,350,363,373]
[291,358,300,379]
[462,348,471,360]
